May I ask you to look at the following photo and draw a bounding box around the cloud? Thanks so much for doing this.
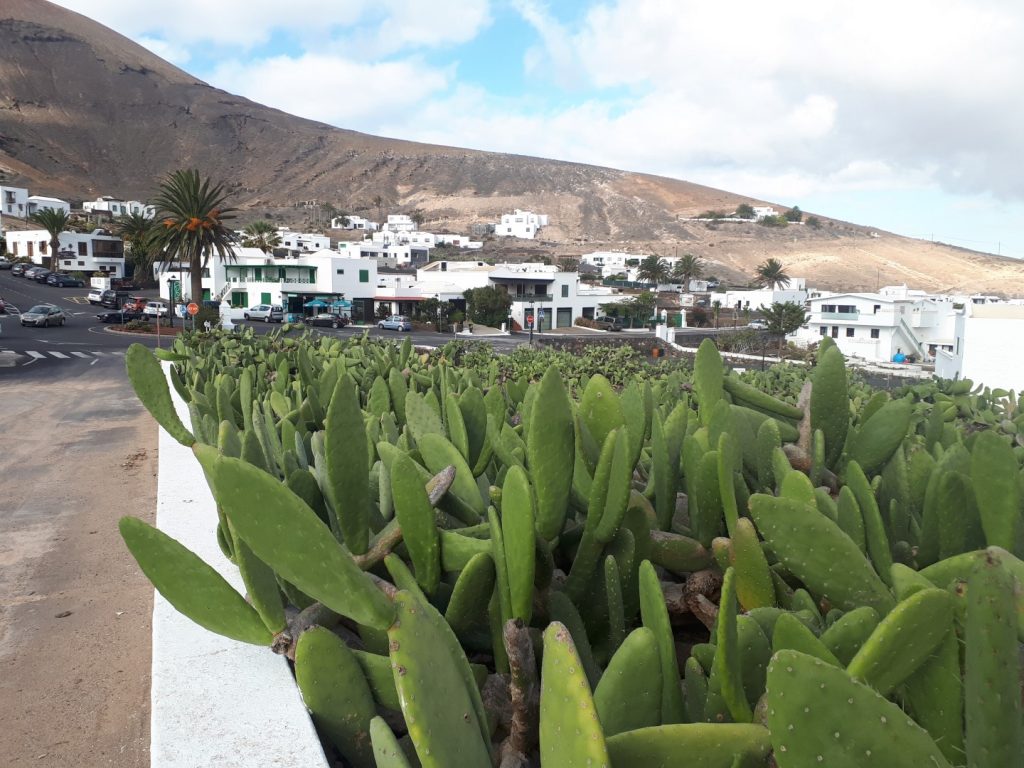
[209,54,453,129]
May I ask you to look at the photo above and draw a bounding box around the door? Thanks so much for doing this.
[556,307,572,328]
[261,292,272,304]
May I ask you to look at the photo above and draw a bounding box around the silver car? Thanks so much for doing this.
[20,304,66,327]
[244,304,284,322]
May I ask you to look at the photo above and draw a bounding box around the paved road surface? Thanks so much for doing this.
[0,356,155,767]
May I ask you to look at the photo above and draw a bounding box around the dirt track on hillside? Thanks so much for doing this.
[0,359,155,767]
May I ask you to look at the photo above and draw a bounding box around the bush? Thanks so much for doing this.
[124,319,150,331]
[574,317,599,329]
[758,215,788,228]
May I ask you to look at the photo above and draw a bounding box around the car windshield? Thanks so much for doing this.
[27,305,49,314]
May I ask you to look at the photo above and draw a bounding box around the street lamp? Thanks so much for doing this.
[529,299,535,343]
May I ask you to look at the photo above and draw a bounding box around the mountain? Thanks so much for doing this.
[1,0,1023,294]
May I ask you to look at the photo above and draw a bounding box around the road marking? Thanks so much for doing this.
[71,351,91,358]
[27,351,45,359]
[48,351,70,359]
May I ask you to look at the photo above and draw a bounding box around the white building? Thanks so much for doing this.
[276,229,331,252]
[581,251,647,278]
[935,304,1024,391]
[724,279,808,311]
[82,197,154,218]
[331,215,378,231]
[5,229,125,276]
[155,248,378,322]
[26,196,71,216]
[383,214,417,234]
[496,209,548,240]
[0,185,28,217]
[790,291,955,363]
[752,206,777,220]
[336,239,429,267]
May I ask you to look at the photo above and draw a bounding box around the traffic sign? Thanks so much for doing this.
[526,314,534,326]
[187,302,199,316]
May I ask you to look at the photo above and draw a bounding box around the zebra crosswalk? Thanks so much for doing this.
[7,349,126,365]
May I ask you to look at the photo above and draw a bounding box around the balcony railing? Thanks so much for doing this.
[820,311,859,320]
[509,294,553,302]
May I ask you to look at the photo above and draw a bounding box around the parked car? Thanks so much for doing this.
[304,313,350,329]
[32,269,54,283]
[100,289,133,308]
[11,263,30,276]
[143,300,169,318]
[95,308,144,323]
[0,297,7,314]
[748,319,769,330]
[121,296,150,312]
[20,304,66,327]
[23,266,47,280]
[0,258,12,270]
[47,272,85,287]
[243,304,284,323]
[593,315,624,331]
[87,288,104,304]
[378,315,412,332]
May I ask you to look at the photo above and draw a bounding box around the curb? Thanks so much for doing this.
[151,362,328,767]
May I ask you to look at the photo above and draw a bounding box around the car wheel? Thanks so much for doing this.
[60,318,65,326]
[378,323,385,329]
[264,316,269,323]
[331,321,339,329]
[243,314,250,320]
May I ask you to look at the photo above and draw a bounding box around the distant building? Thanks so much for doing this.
[331,215,378,231]
[382,214,417,234]
[724,278,808,311]
[26,196,71,216]
[580,251,647,278]
[752,206,777,220]
[0,185,28,217]
[5,229,125,276]
[82,196,155,218]
[496,209,548,240]
[275,229,331,252]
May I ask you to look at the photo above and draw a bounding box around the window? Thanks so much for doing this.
[27,242,33,257]
[336,269,345,275]
[40,242,47,254]
[63,259,72,266]
[819,326,827,336]
[870,328,880,339]
[837,304,856,314]
[873,305,881,314]
[561,284,569,298]
[821,304,835,312]
[359,269,369,283]
[78,242,87,256]
[10,242,16,255]
[78,261,85,266]
[831,326,838,338]
[846,327,855,337]
[261,293,272,304]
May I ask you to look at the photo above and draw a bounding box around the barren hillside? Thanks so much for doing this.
[1,0,1022,294]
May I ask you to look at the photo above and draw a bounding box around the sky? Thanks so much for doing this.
[52,0,1024,259]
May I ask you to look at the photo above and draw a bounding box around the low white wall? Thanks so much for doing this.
[152,362,328,767]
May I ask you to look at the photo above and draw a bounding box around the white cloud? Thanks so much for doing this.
[209,54,453,129]
[136,36,191,66]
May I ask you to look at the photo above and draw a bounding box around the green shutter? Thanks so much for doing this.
[359,269,369,283]
[261,292,272,304]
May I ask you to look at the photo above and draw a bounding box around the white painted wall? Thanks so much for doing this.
[936,305,1024,390]
[0,185,28,217]
[26,196,71,216]
[5,229,125,276]
[496,209,548,239]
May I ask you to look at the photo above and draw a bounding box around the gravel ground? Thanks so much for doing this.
[0,358,156,767]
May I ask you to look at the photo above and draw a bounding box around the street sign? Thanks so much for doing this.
[538,309,545,318]
[187,302,199,316]
[526,314,534,326]
[169,281,182,302]
[175,304,188,318]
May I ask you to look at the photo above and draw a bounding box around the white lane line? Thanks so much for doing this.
[71,351,91,358]
[90,351,107,356]
[48,351,70,359]
[27,351,45,359]
[110,351,126,356]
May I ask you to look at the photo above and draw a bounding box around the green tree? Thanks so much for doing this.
[671,253,704,289]
[637,255,670,285]
[410,209,426,229]
[755,258,791,289]
[761,301,809,354]
[463,286,512,327]
[241,220,281,254]
[712,299,722,329]
[150,169,237,304]
[112,212,160,285]
[806,215,822,229]
[785,206,803,223]
[372,194,384,222]
[29,208,70,272]
[736,203,755,219]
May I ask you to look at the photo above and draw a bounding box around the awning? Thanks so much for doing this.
[303,299,329,308]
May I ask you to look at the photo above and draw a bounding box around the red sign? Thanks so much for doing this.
[526,314,534,326]
[186,302,200,316]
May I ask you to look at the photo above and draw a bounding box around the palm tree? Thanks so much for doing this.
[29,208,70,272]
[372,195,384,223]
[112,212,159,285]
[637,255,670,285]
[755,258,791,289]
[410,209,425,229]
[150,169,236,305]
[671,253,704,290]
[241,220,281,255]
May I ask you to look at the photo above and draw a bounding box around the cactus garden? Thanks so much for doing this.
[120,327,1023,767]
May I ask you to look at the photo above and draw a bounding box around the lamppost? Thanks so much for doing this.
[528,299,535,343]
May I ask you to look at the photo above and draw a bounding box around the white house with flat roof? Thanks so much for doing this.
[331,215,378,231]
[383,214,417,233]
[155,248,379,322]
[0,185,28,217]
[935,304,1024,390]
[497,210,548,240]
[581,251,648,278]
[276,229,331,252]
[5,228,125,276]
[791,291,955,363]
[724,279,808,312]
[82,197,154,218]
[26,196,71,216]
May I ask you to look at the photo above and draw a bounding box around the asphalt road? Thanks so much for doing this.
[3,271,632,372]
